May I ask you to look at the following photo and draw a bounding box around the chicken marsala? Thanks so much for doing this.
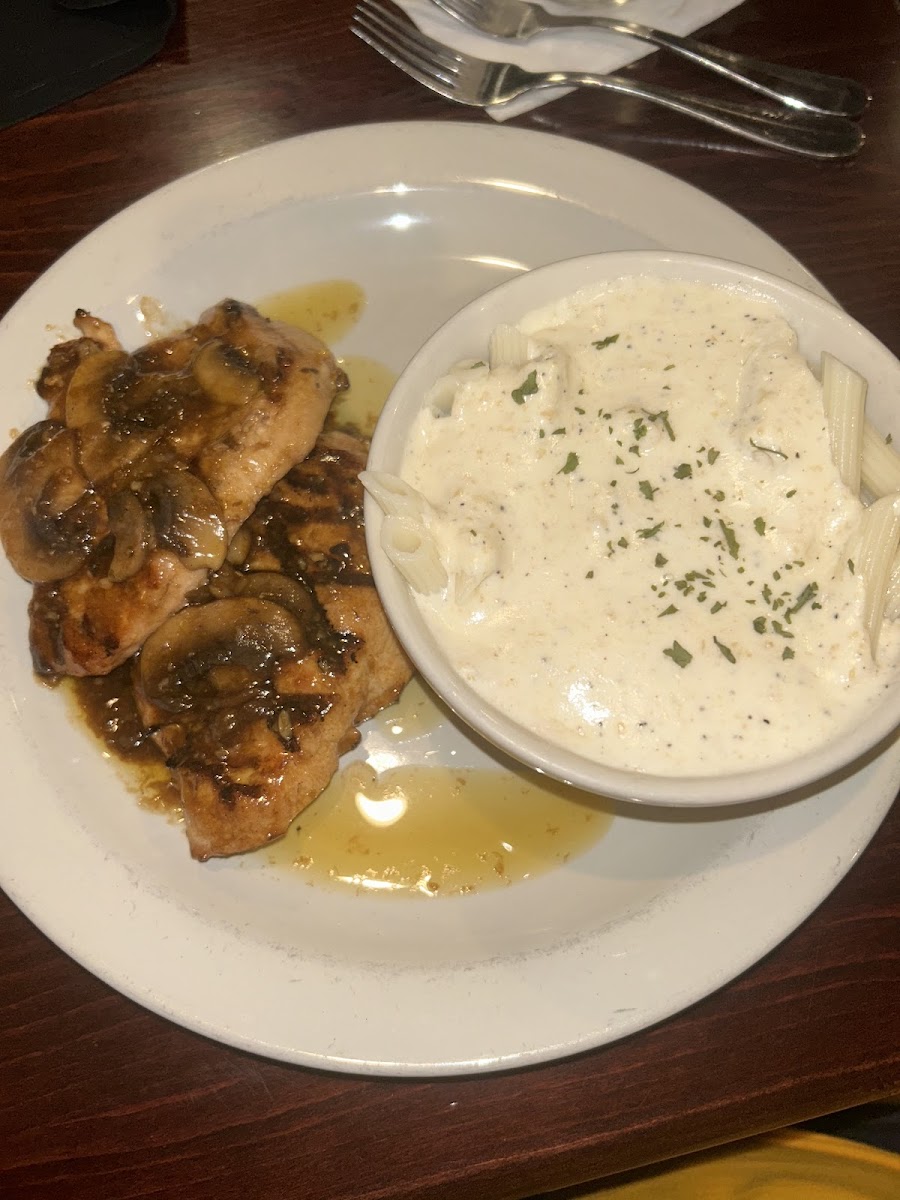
[1,302,413,859]
[1,301,344,676]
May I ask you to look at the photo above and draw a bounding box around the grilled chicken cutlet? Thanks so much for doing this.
[0,301,343,676]
[133,431,412,859]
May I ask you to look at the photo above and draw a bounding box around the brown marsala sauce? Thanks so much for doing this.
[67,666,180,816]
[66,282,614,895]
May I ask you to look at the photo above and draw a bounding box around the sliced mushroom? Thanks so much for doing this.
[234,570,345,662]
[139,468,227,571]
[76,424,156,487]
[66,349,167,482]
[138,597,305,714]
[0,422,106,582]
[67,347,191,462]
[192,339,262,407]
[37,338,105,419]
[64,349,130,430]
[106,490,154,583]
[114,371,191,431]
[201,568,334,653]
[232,571,320,620]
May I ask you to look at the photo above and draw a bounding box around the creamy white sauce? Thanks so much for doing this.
[399,278,900,775]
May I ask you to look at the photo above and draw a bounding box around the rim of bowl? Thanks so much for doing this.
[365,250,900,806]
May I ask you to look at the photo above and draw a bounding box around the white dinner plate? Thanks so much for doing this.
[1,121,897,1076]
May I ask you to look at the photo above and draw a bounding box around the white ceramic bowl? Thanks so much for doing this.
[365,251,900,806]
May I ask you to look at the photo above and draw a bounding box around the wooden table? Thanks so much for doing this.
[1,2,898,1197]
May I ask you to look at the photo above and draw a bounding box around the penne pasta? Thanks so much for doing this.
[489,324,533,370]
[361,471,449,594]
[822,351,866,495]
[883,547,900,622]
[360,470,427,522]
[855,493,900,655]
[861,420,900,498]
[380,515,447,595]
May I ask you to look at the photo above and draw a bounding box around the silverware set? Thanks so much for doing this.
[351,0,868,158]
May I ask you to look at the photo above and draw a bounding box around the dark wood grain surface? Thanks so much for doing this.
[1,2,899,1197]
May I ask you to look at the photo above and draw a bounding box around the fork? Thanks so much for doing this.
[351,1,864,160]
[428,0,869,118]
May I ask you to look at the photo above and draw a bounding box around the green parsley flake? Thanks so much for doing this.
[638,521,664,539]
[586,570,594,579]
[782,647,795,660]
[713,637,736,663]
[511,369,539,404]
[658,604,678,617]
[649,410,676,441]
[592,334,620,350]
[673,463,692,480]
[754,517,766,536]
[753,616,767,634]
[639,480,658,501]
[787,582,818,614]
[719,519,740,559]
[848,559,856,574]
[559,452,579,475]
[707,448,720,465]
[655,553,668,568]
[663,641,693,668]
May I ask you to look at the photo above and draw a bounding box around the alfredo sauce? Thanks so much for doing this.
[397,278,900,775]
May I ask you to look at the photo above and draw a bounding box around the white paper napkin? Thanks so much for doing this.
[394,0,746,119]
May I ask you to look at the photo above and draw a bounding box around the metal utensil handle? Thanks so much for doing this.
[539,11,869,117]
[532,70,864,159]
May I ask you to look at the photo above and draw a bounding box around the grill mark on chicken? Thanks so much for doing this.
[1,301,346,676]
[134,431,412,859]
